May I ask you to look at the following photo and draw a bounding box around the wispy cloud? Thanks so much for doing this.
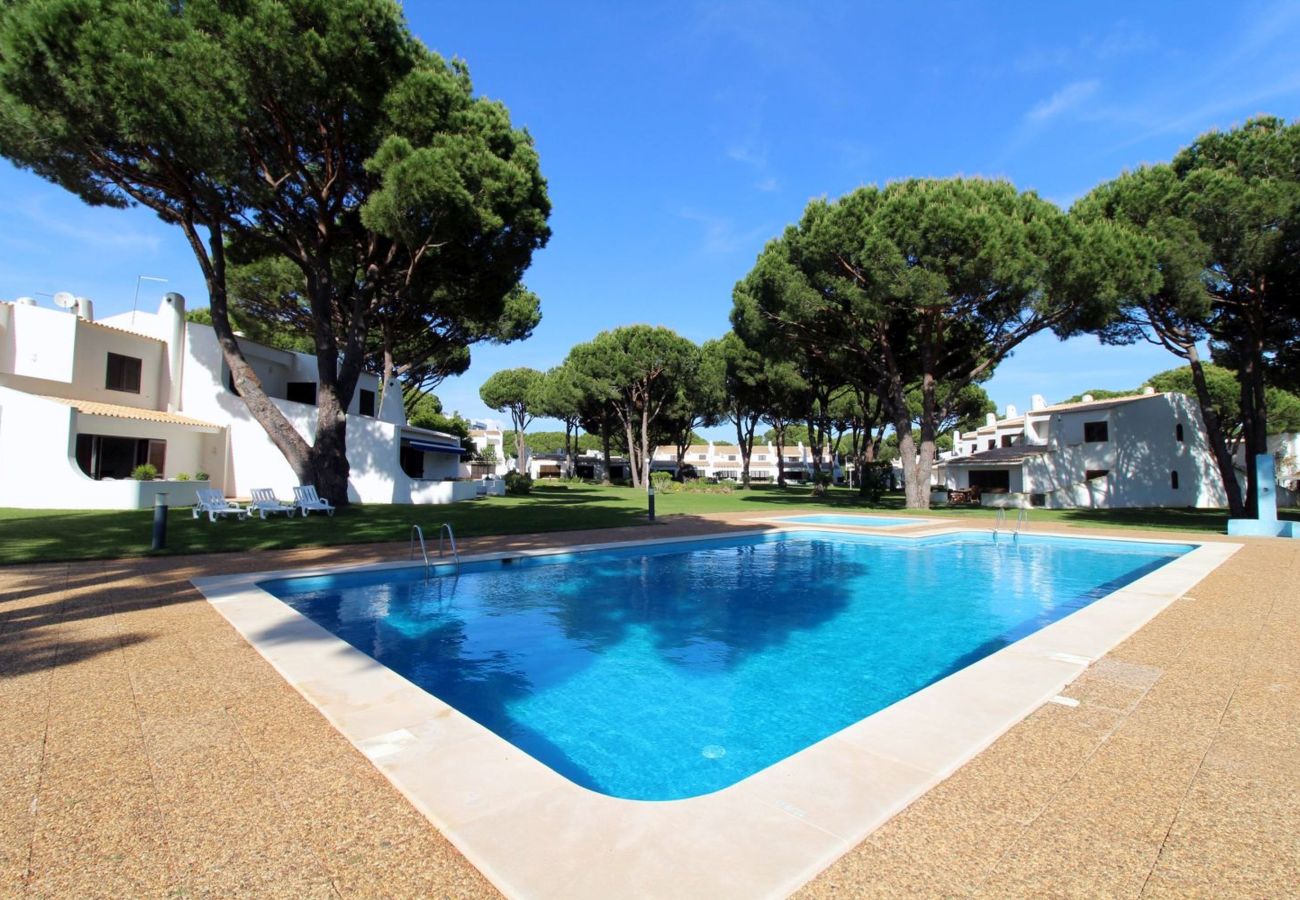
[1026,79,1100,124]
[677,208,771,256]
[1014,20,1156,74]
[1097,1,1300,151]
[16,197,162,252]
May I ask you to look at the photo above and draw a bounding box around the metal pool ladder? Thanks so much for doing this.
[410,523,461,573]
[993,506,1029,541]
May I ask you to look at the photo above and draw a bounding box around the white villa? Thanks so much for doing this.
[0,293,470,509]
[937,390,1228,509]
[651,441,842,482]
[467,422,512,476]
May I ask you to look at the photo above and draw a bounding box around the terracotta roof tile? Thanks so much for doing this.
[40,396,221,429]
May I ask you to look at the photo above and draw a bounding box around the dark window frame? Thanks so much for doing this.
[1175,423,1184,442]
[1085,469,1109,481]
[358,388,376,417]
[105,352,143,394]
[1083,420,1109,443]
[1171,470,1180,490]
[285,381,318,406]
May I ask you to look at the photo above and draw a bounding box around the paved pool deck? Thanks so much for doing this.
[1,514,1296,897]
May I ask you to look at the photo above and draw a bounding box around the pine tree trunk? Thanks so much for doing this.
[1187,348,1245,517]
[188,222,315,493]
[601,425,612,484]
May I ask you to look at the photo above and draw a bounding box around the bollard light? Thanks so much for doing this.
[647,484,655,522]
[151,492,169,551]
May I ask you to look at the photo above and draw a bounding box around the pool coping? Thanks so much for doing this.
[193,527,1241,900]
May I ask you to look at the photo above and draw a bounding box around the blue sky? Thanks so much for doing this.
[3,1,1299,437]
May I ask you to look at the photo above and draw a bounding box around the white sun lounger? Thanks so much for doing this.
[193,488,248,522]
[292,485,335,517]
[249,488,298,519]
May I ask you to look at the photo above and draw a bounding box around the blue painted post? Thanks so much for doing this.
[1226,454,1296,537]
[1256,453,1278,523]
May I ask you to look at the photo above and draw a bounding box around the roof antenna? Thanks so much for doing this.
[131,275,168,327]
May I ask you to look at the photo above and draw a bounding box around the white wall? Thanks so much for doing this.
[0,388,206,509]
[0,304,165,410]
[1026,395,1226,509]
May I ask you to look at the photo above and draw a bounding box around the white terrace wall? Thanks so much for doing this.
[0,303,166,410]
[180,322,459,503]
[0,388,208,509]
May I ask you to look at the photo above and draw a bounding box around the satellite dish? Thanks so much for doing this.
[52,291,77,310]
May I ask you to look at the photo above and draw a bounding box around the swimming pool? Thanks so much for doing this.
[260,530,1190,801]
[775,514,930,527]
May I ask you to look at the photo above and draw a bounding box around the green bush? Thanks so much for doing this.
[858,461,893,502]
[175,472,191,481]
[131,463,159,481]
[650,471,675,492]
[504,471,533,495]
[195,470,209,481]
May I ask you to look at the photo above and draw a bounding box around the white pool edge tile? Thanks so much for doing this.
[195,528,1240,899]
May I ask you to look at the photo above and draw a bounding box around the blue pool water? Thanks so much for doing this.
[262,531,1191,801]
[777,514,929,528]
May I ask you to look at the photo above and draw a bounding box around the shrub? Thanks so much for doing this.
[194,470,210,481]
[858,461,893,503]
[649,471,675,493]
[504,470,533,495]
[175,472,191,481]
[131,463,159,481]
[812,470,832,497]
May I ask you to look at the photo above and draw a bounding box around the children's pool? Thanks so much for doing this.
[261,530,1191,800]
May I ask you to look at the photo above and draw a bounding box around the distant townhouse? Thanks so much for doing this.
[651,441,842,483]
[937,390,1228,509]
[0,293,469,509]
[467,422,511,477]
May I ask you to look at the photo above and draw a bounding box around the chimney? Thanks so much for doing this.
[985,413,997,427]
[1006,404,1017,419]
[1081,393,1094,403]
[377,376,407,425]
[75,296,94,321]
[16,296,36,306]
[1142,385,1155,395]
[159,293,186,412]
[1031,394,1047,411]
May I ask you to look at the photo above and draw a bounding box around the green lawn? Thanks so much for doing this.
[1,482,1292,566]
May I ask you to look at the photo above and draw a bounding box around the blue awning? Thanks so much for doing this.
[406,439,462,454]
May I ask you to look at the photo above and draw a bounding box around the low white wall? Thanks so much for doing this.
[67,478,209,510]
[411,480,478,504]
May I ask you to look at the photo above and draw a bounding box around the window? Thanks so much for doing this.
[286,382,317,405]
[1000,434,1018,448]
[1171,470,1180,490]
[1083,420,1109,443]
[697,454,708,461]
[1175,423,1184,442]
[359,389,376,417]
[727,454,737,461]
[986,440,995,450]
[105,353,142,393]
[1085,469,1109,481]
[968,469,1010,492]
[75,434,165,480]
[756,454,767,461]
[399,445,425,478]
